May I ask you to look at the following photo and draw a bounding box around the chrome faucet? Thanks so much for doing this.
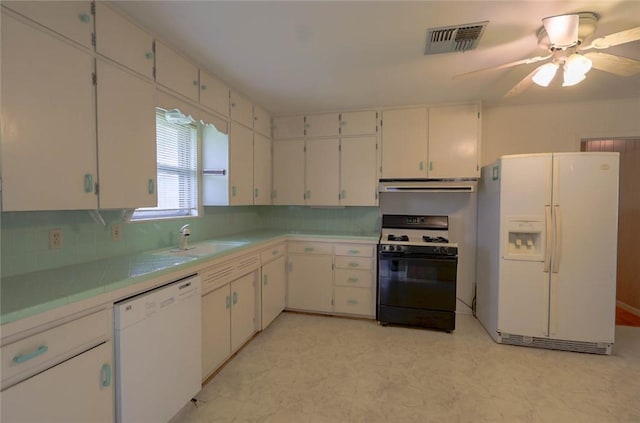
[179,224,191,250]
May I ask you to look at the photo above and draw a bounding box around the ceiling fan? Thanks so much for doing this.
[456,12,640,97]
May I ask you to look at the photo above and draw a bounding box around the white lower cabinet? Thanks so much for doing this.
[287,243,334,313]
[201,260,258,381]
[0,309,113,422]
[261,253,286,330]
[286,241,376,318]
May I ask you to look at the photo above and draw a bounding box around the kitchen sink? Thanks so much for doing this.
[154,240,248,257]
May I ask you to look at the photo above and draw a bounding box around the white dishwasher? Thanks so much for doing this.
[115,274,201,423]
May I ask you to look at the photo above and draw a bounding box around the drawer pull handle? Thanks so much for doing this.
[84,174,93,193]
[348,250,360,254]
[13,345,48,364]
[348,262,359,267]
[304,247,315,252]
[233,291,238,305]
[347,299,358,305]
[100,363,112,387]
[347,277,359,283]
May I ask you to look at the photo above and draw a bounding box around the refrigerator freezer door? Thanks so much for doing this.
[549,153,619,342]
[497,154,553,338]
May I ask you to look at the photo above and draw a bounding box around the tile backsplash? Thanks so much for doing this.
[1,206,379,277]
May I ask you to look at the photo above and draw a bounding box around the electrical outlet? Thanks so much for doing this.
[111,224,121,241]
[49,229,63,249]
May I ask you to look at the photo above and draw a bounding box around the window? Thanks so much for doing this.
[133,108,198,220]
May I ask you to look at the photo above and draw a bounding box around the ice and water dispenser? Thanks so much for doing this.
[503,218,544,261]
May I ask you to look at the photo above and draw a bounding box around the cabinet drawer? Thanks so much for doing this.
[288,242,333,255]
[1,309,110,388]
[201,262,235,293]
[335,269,372,289]
[335,256,372,270]
[261,244,286,264]
[334,287,372,316]
[334,244,374,257]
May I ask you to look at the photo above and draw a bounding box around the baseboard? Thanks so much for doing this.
[617,300,640,317]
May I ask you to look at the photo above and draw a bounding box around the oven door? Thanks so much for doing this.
[378,251,457,311]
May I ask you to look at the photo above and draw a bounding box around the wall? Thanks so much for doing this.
[257,206,379,234]
[482,97,640,166]
[0,207,262,277]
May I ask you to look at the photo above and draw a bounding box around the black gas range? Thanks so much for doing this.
[377,215,458,332]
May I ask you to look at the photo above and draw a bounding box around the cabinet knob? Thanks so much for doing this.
[84,174,94,193]
[231,185,237,197]
[100,363,112,387]
[263,275,268,285]
[78,13,90,23]
[226,295,231,309]
[347,277,359,283]
[429,161,434,171]
[231,102,236,107]
[419,161,425,171]
[254,116,258,120]
[193,80,199,86]
[255,188,259,198]
[145,52,154,60]
[148,178,155,194]
[232,291,238,305]
[201,85,207,91]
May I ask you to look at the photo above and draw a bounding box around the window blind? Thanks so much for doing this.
[133,108,198,220]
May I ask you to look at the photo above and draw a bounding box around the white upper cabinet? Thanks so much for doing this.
[306,113,340,138]
[253,132,272,205]
[272,116,305,140]
[340,111,378,136]
[428,103,481,178]
[306,138,340,206]
[1,12,97,211]
[96,60,157,209]
[381,107,428,179]
[229,121,254,205]
[272,139,305,205]
[155,40,199,101]
[199,70,229,118]
[94,2,154,79]
[229,90,254,128]
[340,136,378,206]
[3,1,94,48]
[253,105,271,138]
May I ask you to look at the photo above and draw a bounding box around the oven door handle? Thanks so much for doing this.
[379,253,457,261]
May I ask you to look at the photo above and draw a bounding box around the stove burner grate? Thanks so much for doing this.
[387,234,410,242]
[423,236,449,243]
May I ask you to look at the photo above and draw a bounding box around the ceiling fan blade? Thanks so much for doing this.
[581,27,640,50]
[453,55,551,79]
[584,52,640,76]
[543,14,579,48]
[504,66,542,98]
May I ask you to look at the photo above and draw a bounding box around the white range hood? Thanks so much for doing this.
[378,180,477,193]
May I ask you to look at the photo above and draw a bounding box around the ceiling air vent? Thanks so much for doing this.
[424,21,489,55]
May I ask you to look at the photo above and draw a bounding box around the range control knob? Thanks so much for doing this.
[395,245,402,252]
[389,245,395,251]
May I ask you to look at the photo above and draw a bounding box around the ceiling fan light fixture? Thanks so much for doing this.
[532,62,559,87]
[562,54,593,87]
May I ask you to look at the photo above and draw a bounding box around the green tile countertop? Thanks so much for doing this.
[1,230,378,325]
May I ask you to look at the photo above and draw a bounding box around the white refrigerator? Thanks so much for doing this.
[476,152,619,354]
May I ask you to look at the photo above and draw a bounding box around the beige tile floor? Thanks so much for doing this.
[171,312,640,423]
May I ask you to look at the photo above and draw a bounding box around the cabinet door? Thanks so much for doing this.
[253,105,272,137]
[3,1,93,48]
[287,254,333,313]
[262,256,286,329]
[0,342,113,422]
[96,60,157,209]
[428,103,480,178]
[340,136,378,206]
[94,2,154,79]
[381,108,428,179]
[155,41,199,101]
[253,132,272,205]
[201,285,231,380]
[306,138,340,206]
[199,70,229,117]
[1,13,97,211]
[229,121,254,205]
[230,91,254,128]
[306,113,340,138]
[272,116,305,139]
[231,273,256,352]
[272,139,305,205]
[340,111,378,136]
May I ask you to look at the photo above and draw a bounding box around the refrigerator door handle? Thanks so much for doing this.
[552,205,562,273]
[544,205,553,272]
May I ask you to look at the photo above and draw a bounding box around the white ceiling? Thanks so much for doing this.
[114,1,640,114]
